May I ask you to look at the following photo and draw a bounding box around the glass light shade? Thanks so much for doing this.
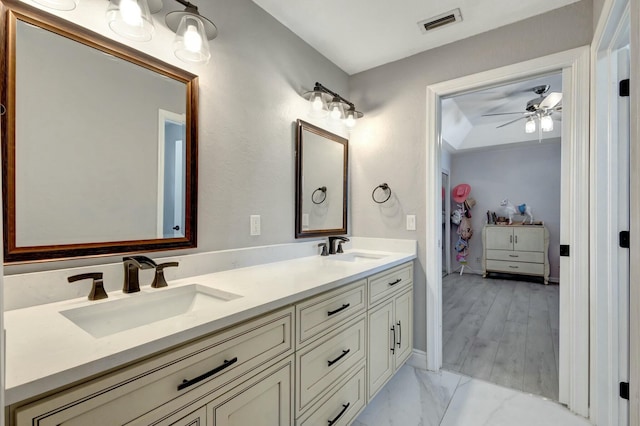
[344,109,357,128]
[173,15,211,64]
[328,97,345,120]
[33,0,78,11]
[106,0,155,42]
[540,115,554,132]
[308,91,328,118]
[525,118,536,134]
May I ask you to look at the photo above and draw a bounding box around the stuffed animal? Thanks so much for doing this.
[500,198,533,224]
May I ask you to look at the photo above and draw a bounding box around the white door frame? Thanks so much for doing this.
[629,0,640,422]
[425,46,590,417]
[157,109,186,238]
[591,0,631,423]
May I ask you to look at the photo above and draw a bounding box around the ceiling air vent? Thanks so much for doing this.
[418,8,462,34]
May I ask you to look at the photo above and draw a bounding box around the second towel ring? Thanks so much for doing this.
[372,183,392,204]
[312,186,327,204]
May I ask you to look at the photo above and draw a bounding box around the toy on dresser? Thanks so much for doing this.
[500,198,533,225]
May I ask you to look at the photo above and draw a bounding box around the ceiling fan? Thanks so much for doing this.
[482,85,563,130]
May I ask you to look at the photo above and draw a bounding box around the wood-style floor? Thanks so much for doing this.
[442,273,559,400]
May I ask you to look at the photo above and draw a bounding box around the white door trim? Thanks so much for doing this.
[157,109,186,238]
[629,0,640,423]
[425,46,590,417]
[591,0,631,423]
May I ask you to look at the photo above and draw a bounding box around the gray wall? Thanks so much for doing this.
[449,141,562,281]
[348,0,592,352]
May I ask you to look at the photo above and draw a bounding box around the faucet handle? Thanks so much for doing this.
[318,243,329,256]
[337,241,345,254]
[68,272,108,301]
[151,262,179,288]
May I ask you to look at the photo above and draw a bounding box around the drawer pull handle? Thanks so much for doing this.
[391,325,396,354]
[177,357,238,391]
[509,254,519,258]
[509,265,519,269]
[327,303,350,316]
[328,349,350,367]
[328,403,350,425]
[389,278,402,286]
[397,320,402,348]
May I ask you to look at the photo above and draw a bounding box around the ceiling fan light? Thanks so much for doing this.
[541,115,554,132]
[525,118,536,134]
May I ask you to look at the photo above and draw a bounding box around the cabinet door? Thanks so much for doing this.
[394,290,413,367]
[485,227,514,251]
[367,300,394,400]
[209,359,292,426]
[143,405,207,426]
[513,227,544,252]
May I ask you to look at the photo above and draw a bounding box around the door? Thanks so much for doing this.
[367,301,394,400]
[485,227,513,251]
[394,290,413,366]
[513,228,544,252]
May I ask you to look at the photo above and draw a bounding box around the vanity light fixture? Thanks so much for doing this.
[106,0,156,42]
[303,82,363,128]
[165,0,217,64]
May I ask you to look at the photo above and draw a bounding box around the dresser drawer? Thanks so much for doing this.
[296,280,366,346]
[486,260,545,276]
[296,316,366,413]
[369,263,413,306]
[486,249,544,263]
[14,308,294,426]
[296,362,366,426]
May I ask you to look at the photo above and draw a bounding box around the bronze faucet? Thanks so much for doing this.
[122,256,157,293]
[328,236,350,255]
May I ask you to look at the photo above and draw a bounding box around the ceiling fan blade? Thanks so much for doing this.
[496,115,529,129]
[481,112,525,116]
[539,92,562,110]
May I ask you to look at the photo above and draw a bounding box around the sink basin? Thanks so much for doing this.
[327,252,388,263]
[60,284,242,338]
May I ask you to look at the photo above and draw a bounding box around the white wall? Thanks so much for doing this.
[348,0,592,351]
[5,0,349,275]
[449,140,562,280]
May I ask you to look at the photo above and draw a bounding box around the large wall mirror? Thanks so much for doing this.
[0,0,198,263]
[295,120,348,238]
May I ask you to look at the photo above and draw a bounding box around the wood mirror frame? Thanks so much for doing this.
[295,119,348,238]
[0,0,198,263]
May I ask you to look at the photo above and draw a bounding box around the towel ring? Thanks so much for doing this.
[372,183,392,204]
[312,186,327,204]
[0,104,5,116]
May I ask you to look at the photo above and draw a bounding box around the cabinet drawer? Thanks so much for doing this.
[369,263,413,306]
[296,316,366,413]
[296,280,366,346]
[14,308,293,426]
[296,363,366,426]
[486,249,544,263]
[486,260,545,276]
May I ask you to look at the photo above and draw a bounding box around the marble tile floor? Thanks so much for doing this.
[353,364,591,426]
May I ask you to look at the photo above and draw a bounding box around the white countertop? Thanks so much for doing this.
[4,248,415,405]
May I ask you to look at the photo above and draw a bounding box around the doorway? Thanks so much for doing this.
[424,47,590,416]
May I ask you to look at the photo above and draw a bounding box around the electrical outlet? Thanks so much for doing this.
[250,215,261,236]
[406,215,416,231]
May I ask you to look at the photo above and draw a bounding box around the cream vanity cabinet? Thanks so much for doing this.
[10,308,294,426]
[482,225,550,284]
[367,263,413,400]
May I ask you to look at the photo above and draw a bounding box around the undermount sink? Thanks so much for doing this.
[327,252,388,263]
[60,284,242,338]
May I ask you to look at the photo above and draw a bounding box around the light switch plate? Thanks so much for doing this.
[250,215,261,236]
[406,215,416,231]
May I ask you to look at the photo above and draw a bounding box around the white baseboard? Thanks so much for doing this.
[407,349,428,370]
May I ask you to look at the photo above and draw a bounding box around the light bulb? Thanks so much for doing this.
[183,24,202,52]
[344,112,356,128]
[525,119,536,134]
[120,0,142,26]
[312,95,323,111]
[541,115,554,132]
[330,106,342,120]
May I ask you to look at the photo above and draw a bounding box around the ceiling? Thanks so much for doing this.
[252,0,582,75]
[442,72,563,152]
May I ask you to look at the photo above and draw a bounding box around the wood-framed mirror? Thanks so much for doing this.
[295,119,348,238]
[0,0,198,263]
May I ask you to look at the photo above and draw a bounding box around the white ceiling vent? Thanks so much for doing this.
[418,8,462,34]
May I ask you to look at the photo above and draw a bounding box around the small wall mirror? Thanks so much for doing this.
[295,120,348,238]
[1,0,198,263]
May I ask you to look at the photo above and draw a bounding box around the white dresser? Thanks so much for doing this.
[481,225,550,284]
